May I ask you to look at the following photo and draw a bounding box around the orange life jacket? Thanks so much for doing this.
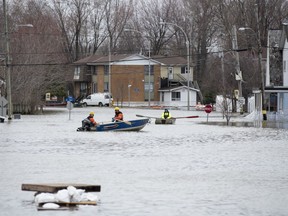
[114,111,123,121]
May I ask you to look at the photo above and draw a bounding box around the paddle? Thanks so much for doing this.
[136,114,199,119]
[172,116,199,119]
[136,114,157,119]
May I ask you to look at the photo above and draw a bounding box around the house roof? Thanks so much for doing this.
[73,55,104,65]
[158,85,199,92]
[73,54,187,66]
[152,55,187,66]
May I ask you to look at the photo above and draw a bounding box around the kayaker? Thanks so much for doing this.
[161,109,172,119]
[82,111,97,130]
[112,107,123,122]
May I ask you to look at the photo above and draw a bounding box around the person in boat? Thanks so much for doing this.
[82,111,97,130]
[112,107,123,122]
[161,109,172,120]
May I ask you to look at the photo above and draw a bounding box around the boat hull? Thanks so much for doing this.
[77,118,149,132]
[155,118,176,124]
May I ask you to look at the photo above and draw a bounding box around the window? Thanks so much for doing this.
[104,65,109,75]
[181,66,188,74]
[92,66,98,75]
[74,66,80,79]
[168,67,173,79]
[92,82,97,93]
[80,82,87,94]
[144,82,154,101]
[172,92,181,101]
[284,61,286,73]
[104,82,109,92]
[144,65,154,75]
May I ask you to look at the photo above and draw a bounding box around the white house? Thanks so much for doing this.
[158,86,199,108]
[265,25,288,117]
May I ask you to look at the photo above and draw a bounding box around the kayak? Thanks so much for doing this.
[155,118,176,124]
[77,118,150,132]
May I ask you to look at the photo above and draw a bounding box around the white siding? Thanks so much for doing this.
[283,39,288,86]
[160,88,197,107]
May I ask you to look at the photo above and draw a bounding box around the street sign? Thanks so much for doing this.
[204,104,212,114]
[66,96,75,102]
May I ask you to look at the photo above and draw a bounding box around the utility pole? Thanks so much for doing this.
[159,22,190,110]
[232,25,243,113]
[255,3,267,121]
[3,0,13,120]
[108,35,111,107]
[124,28,152,108]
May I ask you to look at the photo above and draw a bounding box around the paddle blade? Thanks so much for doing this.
[175,115,199,119]
[186,115,199,118]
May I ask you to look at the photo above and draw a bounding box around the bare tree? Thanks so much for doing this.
[103,0,134,54]
[7,0,69,114]
[51,0,92,61]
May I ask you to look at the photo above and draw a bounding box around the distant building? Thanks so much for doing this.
[265,26,288,115]
[72,54,201,107]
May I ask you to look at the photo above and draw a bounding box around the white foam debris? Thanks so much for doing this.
[42,203,60,209]
[34,186,98,204]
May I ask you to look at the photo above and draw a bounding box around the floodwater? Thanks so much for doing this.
[0,107,288,216]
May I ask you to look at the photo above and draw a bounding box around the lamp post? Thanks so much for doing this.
[108,36,111,107]
[232,25,243,114]
[3,0,12,120]
[128,84,132,107]
[3,0,33,120]
[159,22,190,110]
[124,29,151,108]
[239,25,267,121]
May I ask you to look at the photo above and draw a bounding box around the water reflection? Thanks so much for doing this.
[202,121,288,129]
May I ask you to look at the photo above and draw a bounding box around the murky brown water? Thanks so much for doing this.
[1,107,288,216]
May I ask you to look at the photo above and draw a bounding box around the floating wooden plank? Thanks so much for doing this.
[21,183,101,193]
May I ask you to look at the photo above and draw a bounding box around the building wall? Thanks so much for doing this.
[108,65,160,103]
[97,66,105,92]
[160,89,198,107]
[160,66,193,81]
[283,40,288,86]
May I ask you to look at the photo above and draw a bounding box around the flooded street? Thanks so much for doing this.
[1,107,288,216]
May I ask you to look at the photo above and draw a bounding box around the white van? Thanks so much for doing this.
[81,93,113,107]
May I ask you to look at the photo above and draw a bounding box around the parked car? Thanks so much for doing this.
[81,93,113,107]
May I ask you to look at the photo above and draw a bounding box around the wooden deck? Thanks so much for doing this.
[21,183,101,193]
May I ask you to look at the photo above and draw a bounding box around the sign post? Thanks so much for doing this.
[66,96,74,120]
[204,104,213,122]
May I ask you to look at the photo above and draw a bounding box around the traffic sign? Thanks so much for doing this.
[66,96,75,102]
[204,104,213,114]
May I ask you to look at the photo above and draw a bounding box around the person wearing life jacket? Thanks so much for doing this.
[82,111,97,130]
[112,107,123,122]
[161,109,171,119]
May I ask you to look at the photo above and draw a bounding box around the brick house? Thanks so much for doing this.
[72,54,200,107]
